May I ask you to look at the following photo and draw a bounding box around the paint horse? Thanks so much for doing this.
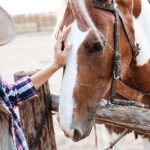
[56,0,150,149]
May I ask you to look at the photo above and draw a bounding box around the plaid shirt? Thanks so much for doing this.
[0,76,37,150]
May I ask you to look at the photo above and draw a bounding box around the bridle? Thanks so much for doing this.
[92,0,138,100]
[92,0,150,104]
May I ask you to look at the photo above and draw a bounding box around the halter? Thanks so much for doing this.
[92,0,139,101]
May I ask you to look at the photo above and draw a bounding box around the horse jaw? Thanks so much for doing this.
[134,0,150,66]
[58,20,88,140]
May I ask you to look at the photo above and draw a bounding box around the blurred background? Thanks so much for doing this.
[0,0,60,34]
[0,0,143,149]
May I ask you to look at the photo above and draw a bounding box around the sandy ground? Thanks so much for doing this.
[0,33,145,150]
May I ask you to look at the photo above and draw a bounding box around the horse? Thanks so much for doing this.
[56,0,150,149]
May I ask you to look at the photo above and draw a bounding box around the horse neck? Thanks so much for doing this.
[127,0,150,91]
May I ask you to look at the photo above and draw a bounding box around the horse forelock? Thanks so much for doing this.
[55,0,106,46]
[69,0,105,45]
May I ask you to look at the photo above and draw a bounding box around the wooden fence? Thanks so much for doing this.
[14,70,150,150]
[14,71,57,150]
[12,13,57,34]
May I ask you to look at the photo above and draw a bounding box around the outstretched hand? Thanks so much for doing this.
[31,25,72,89]
[53,25,72,69]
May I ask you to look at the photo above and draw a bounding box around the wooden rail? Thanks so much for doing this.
[12,13,57,33]
[50,94,150,136]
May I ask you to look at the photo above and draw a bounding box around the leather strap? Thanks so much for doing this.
[92,0,115,11]
[103,79,145,103]
[109,9,121,100]
[116,80,144,102]
[118,12,138,55]
[92,0,138,56]
[116,80,150,108]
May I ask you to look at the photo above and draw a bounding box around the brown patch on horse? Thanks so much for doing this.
[133,0,142,18]
[131,59,150,91]
[72,0,115,102]
[116,0,142,18]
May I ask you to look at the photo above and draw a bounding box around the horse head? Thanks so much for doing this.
[57,0,137,141]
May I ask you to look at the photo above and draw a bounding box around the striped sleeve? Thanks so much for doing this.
[2,76,37,107]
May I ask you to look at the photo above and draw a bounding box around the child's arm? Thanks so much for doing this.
[1,25,71,107]
[31,25,72,90]
[1,77,37,107]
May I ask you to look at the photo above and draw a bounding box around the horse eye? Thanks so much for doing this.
[90,42,103,53]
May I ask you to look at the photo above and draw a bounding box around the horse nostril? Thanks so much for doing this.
[74,129,82,139]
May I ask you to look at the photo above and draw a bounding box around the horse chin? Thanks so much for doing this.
[63,121,94,142]
[64,129,92,142]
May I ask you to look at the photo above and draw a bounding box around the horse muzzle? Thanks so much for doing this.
[58,117,93,142]
[63,126,92,142]
[64,128,83,142]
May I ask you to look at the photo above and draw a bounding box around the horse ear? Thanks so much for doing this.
[132,0,142,18]
[54,2,73,39]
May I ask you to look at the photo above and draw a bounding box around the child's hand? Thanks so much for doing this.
[53,25,72,69]
[31,25,72,89]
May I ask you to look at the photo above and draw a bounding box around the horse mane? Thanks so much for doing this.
[54,0,105,45]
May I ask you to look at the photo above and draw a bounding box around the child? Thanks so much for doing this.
[0,6,71,150]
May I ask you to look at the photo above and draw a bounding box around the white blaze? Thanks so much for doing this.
[134,0,150,66]
[59,21,88,132]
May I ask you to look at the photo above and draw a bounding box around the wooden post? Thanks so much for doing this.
[14,70,57,150]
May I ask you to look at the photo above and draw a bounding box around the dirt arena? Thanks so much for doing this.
[0,33,144,150]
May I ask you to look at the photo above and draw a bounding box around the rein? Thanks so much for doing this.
[92,0,150,104]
